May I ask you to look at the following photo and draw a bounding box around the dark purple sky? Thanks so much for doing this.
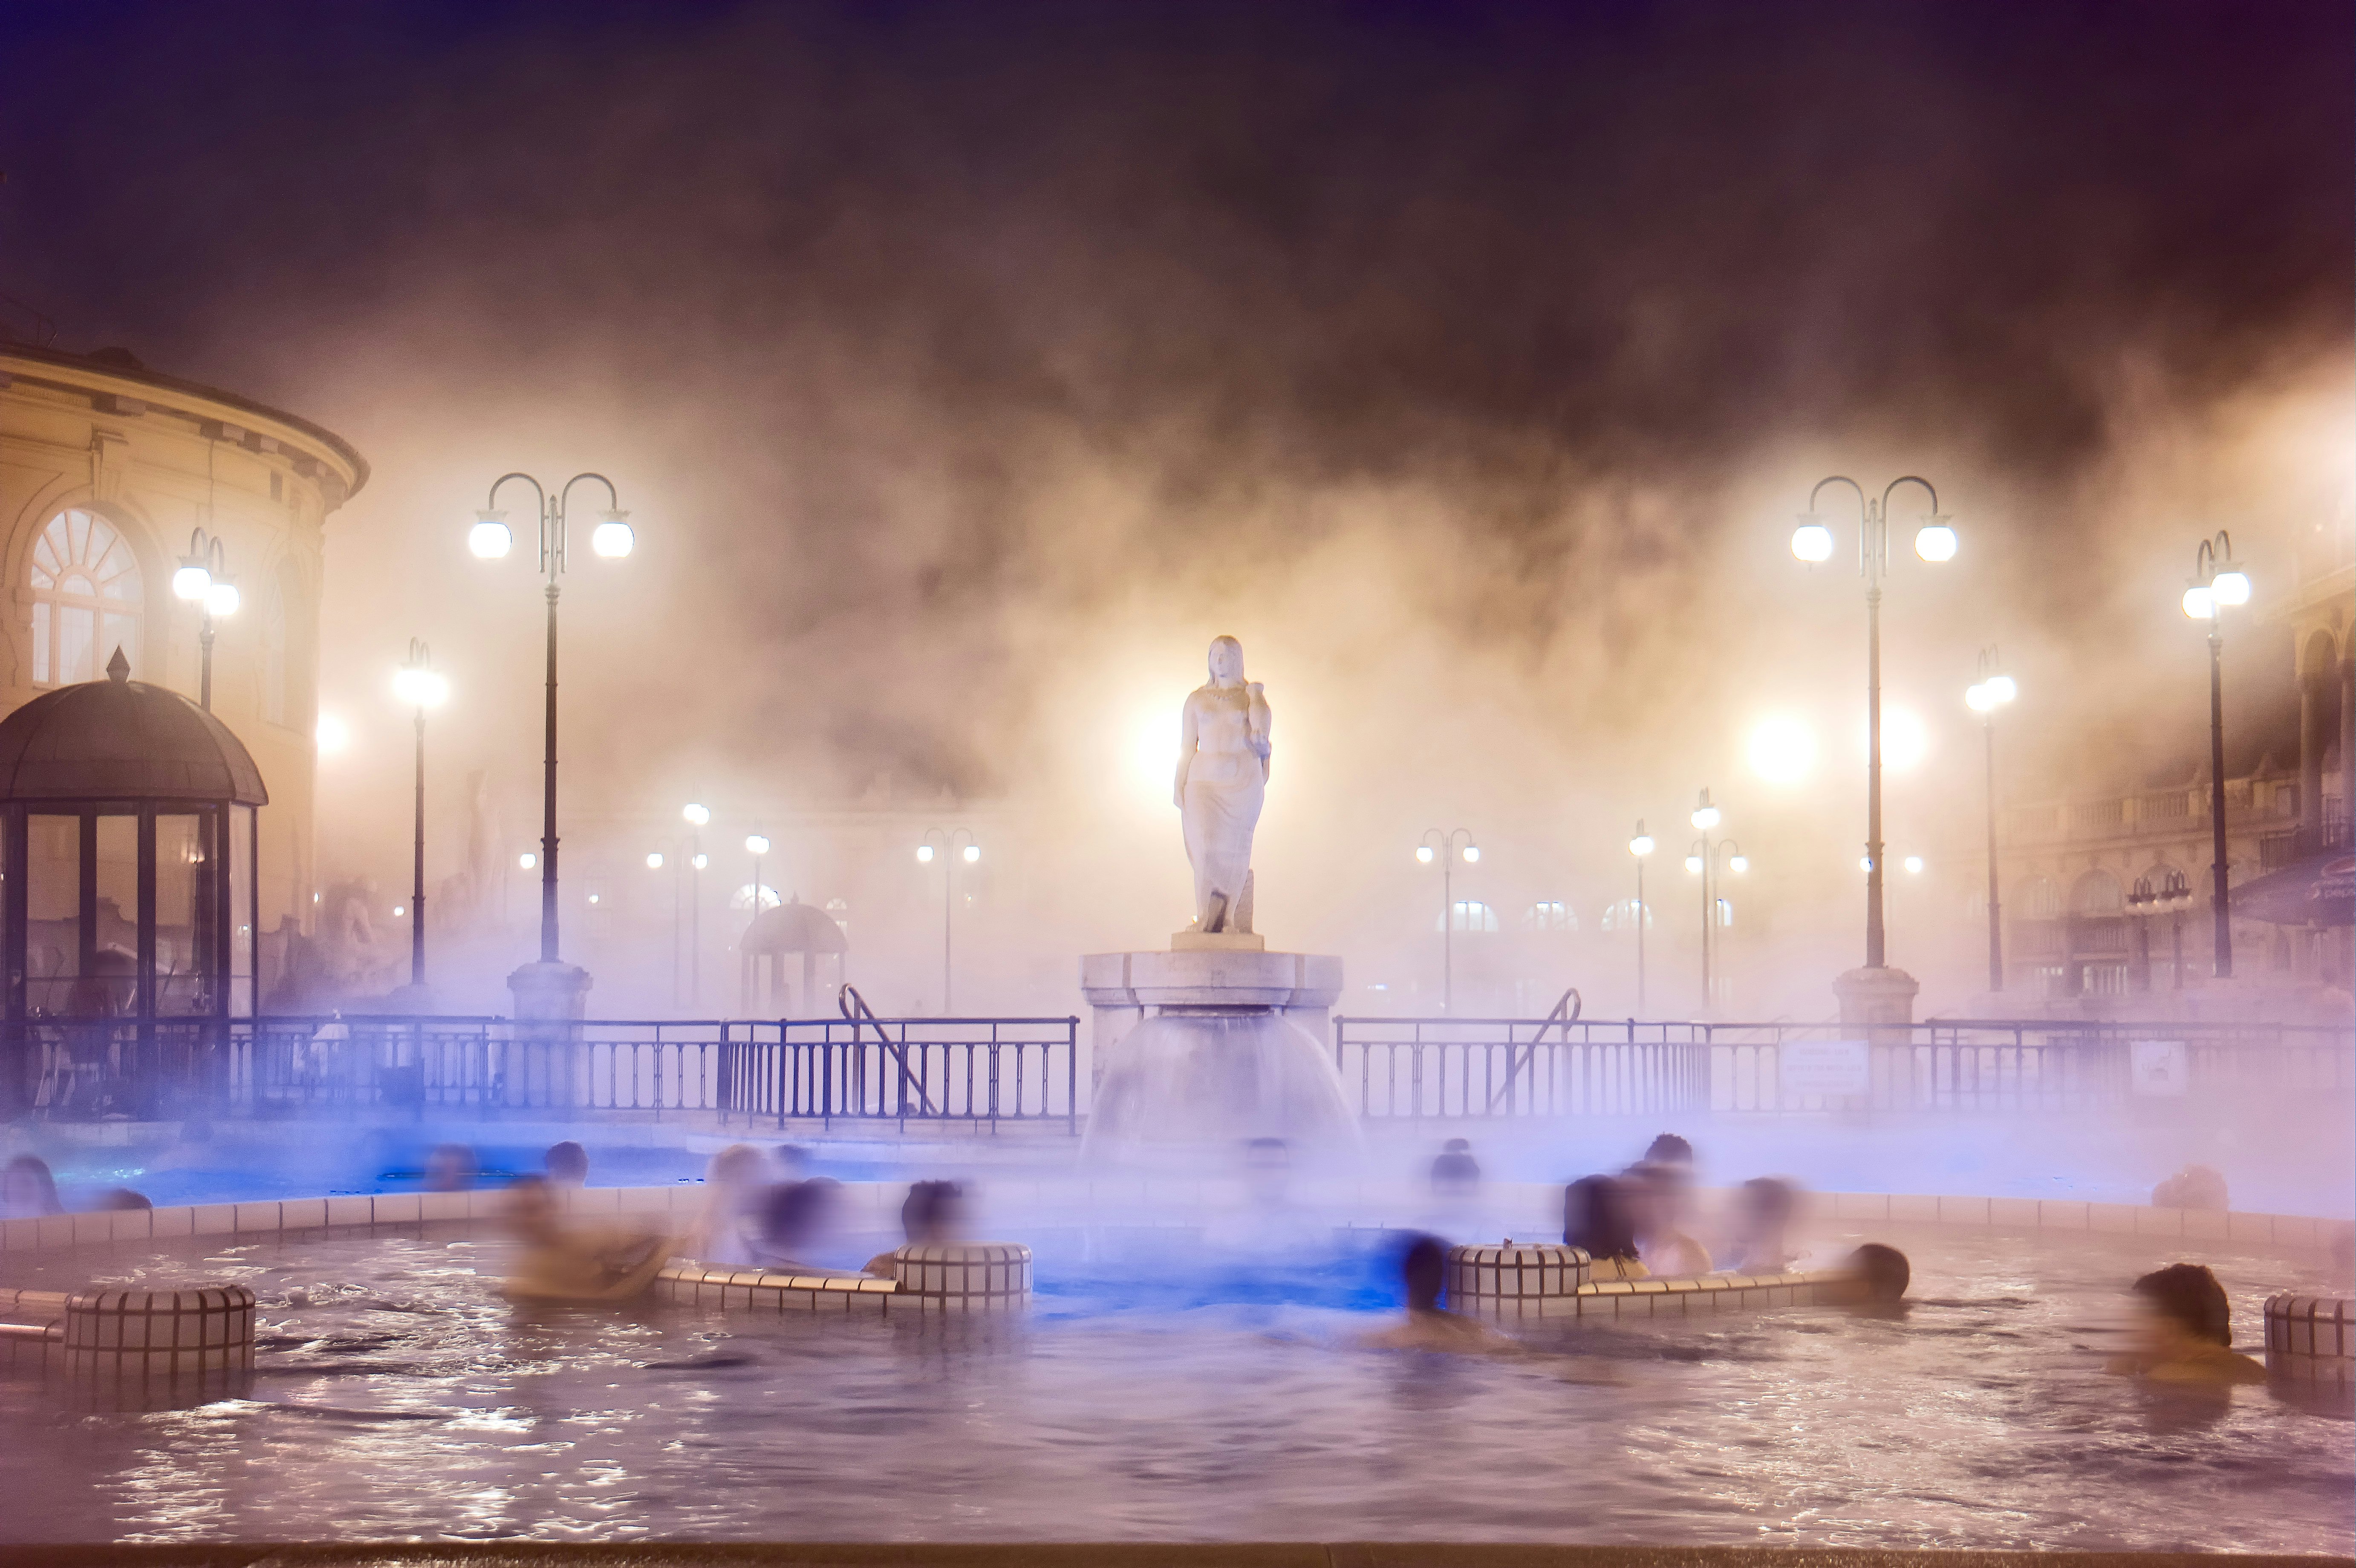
[2,0,2347,821]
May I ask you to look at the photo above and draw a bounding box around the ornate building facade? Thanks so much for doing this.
[0,342,367,956]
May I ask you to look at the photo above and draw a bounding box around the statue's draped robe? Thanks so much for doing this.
[1182,689,1265,931]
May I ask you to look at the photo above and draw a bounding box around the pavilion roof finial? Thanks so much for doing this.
[106,647,130,683]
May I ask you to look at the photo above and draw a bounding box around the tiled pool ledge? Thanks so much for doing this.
[0,1181,2346,1258]
[659,1241,1034,1316]
[1445,1241,1864,1320]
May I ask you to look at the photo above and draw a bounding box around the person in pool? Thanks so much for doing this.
[1626,1161,1712,1277]
[2108,1262,2266,1384]
[543,1141,589,1188]
[1359,1234,1510,1352]
[1724,1176,1799,1274]
[681,1144,768,1266]
[1563,1174,1648,1281]
[1,1155,61,1218]
[501,1177,669,1303]
[864,1180,965,1276]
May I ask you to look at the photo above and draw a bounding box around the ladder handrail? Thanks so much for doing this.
[837,984,937,1115]
[1484,987,1582,1114]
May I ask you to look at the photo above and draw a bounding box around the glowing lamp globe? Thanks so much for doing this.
[314,713,350,754]
[916,844,935,863]
[468,512,513,560]
[1684,855,1703,874]
[962,843,981,863]
[204,579,240,618]
[1692,804,1721,831]
[682,803,710,827]
[1966,681,1992,712]
[519,852,537,870]
[1904,856,1925,874]
[172,561,211,601]
[692,853,708,870]
[2182,584,2215,621]
[2210,568,2250,607]
[392,665,448,709]
[645,852,664,870]
[1790,521,1835,563]
[1985,674,2016,706]
[745,834,770,856]
[1914,522,1958,562]
[590,512,635,559]
[1629,833,1654,858]
[1729,854,1749,874]
[1461,845,1479,864]
[1416,845,1435,864]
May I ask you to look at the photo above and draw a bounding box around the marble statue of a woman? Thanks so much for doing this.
[1174,635,1272,935]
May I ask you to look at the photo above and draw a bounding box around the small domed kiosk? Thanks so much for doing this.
[0,650,265,1116]
[739,895,848,1015]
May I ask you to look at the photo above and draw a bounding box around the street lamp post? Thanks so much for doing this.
[1965,650,2018,993]
[1628,822,1654,1013]
[2129,868,2194,992]
[918,828,981,1012]
[2182,532,2252,979]
[681,804,710,1011]
[171,528,240,712]
[470,473,635,1009]
[1795,477,1955,1003]
[1416,829,1479,1012]
[392,640,449,989]
[1684,790,1723,1006]
[745,833,772,917]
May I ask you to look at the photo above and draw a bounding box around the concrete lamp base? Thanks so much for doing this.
[508,960,593,1021]
[1833,966,1920,1033]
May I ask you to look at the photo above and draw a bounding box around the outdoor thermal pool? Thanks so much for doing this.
[0,1215,2347,1551]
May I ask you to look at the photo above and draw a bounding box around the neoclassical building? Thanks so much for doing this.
[0,341,367,961]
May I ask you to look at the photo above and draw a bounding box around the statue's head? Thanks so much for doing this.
[1207,635,1244,683]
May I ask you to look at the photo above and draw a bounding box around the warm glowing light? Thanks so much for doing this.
[745,833,771,856]
[1461,845,1479,864]
[1629,833,1654,858]
[692,853,708,870]
[1691,803,1721,832]
[203,580,240,618]
[587,893,600,905]
[682,802,710,826]
[1790,520,1835,563]
[1904,855,1925,874]
[645,852,664,870]
[917,844,935,863]
[469,511,513,559]
[1416,845,1435,864]
[172,562,211,601]
[962,843,981,864]
[2210,568,2250,607]
[590,512,635,559]
[1747,715,1814,785]
[519,852,537,870]
[392,905,405,918]
[1684,855,1703,873]
[1914,522,1958,562]
[392,664,449,709]
[1986,674,2017,706]
[1860,856,1874,872]
[1729,854,1749,874]
[2182,584,2215,620]
[314,712,350,754]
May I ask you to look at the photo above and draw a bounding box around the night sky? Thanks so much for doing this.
[1,0,2347,922]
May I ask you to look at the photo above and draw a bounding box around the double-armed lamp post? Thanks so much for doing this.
[171,528,240,711]
[469,475,635,992]
[1964,649,2017,993]
[1794,477,1955,979]
[1417,829,1479,1012]
[1681,789,1745,1012]
[392,640,449,988]
[918,828,982,1012]
[2181,532,2252,979]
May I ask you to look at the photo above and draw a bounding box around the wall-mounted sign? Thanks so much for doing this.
[1779,1038,1872,1099]
[2131,1039,2189,1097]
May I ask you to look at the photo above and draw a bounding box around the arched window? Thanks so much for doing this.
[2070,870,2124,916]
[1601,898,1652,932]
[29,509,141,686]
[1522,901,1577,932]
[1436,899,1499,933]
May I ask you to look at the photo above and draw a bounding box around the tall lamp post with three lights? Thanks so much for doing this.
[1794,475,1956,1025]
[468,473,636,1016]
[918,828,982,1012]
[1416,829,1479,1012]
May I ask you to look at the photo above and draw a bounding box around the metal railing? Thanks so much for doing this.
[4,1012,1080,1131]
[1335,1015,2354,1118]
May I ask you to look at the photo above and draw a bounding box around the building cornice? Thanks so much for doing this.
[0,343,367,504]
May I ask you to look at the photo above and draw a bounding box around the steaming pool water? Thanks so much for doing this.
[0,1219,2347,1551]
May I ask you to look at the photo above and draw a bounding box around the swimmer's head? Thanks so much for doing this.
[543,1141,589,1187]
[707,1144,765,1192]
[901,1180,965,1243]
[1740,1176,1797,1227]
[1402,1234,1447,1314]
[1643,1133,1694,1167]
[2132,1262,2232,1348]
[1564,1174,1639,1262]
[1846,1243,1911,1303]
[1430,1138,1480,1196]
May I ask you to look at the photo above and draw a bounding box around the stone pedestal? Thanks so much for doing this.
[1080,947,1343,1095]
[1833,965,1919,1042]
[508,960,593,1021]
